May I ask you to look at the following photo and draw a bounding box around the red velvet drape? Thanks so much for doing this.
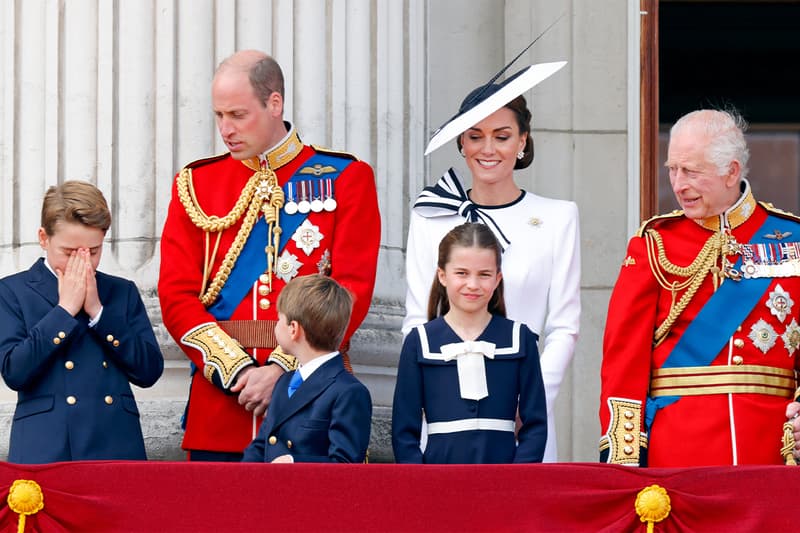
[0,462,795,532]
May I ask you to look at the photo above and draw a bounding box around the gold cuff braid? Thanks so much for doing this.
[181,323,253,389]
[268,345,298,372]
[603,398,646,465]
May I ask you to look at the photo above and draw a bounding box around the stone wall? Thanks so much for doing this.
[0,0,636,462]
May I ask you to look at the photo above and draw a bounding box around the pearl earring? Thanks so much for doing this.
[460,148,466,157]
[517,150,525,160]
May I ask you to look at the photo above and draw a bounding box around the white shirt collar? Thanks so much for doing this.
[297,351,339,381]
[42,257,57,278]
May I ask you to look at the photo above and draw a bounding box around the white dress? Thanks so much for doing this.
[403,169,581,462]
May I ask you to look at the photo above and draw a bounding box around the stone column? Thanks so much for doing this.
[0,0,424,461]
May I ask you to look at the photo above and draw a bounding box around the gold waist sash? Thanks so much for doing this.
[650,364,796,399]
[217,320,278,349]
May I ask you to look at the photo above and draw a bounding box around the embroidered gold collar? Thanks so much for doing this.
[242,124,303,172]
[697,179,757,232]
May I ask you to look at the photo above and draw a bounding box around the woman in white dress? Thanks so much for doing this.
[403,74,581,462]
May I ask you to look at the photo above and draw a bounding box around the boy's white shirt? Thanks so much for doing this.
[296,351,339,381]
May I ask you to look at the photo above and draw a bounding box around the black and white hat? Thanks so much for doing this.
[424,61,566,156]
[424,14,568,156]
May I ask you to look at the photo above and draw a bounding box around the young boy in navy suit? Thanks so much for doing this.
[0,181,164,463]
[242,274,371,463]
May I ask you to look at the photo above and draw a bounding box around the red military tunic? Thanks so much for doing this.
[159,126,380,453]
[600,182,800,466]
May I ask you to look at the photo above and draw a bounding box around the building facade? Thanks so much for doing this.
[0,0,638,461]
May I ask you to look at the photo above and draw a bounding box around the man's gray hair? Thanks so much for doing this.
[671,108,750,180]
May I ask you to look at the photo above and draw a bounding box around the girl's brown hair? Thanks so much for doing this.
[427,222,506,320]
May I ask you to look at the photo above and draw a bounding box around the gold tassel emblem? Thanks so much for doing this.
[635,484,671,533]
[7,479,44,533]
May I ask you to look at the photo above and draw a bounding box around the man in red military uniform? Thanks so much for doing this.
[159,50,380,461]
[600,109,800,467]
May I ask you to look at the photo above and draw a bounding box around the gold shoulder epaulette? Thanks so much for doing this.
[759,201,800,224]
[635,210,684,238]
[311,145,360,162]
[183,152,230,170]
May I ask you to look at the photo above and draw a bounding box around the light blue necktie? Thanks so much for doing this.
[287,370,303,397]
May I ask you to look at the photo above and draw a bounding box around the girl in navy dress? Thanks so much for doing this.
[392,222,547,463]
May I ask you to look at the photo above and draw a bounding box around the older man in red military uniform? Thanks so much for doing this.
[159,50,380,461]
[600,109,800,467]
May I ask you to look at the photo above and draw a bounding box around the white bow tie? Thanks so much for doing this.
[440,341,496,400]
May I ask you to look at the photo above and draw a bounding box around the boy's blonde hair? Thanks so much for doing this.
[277,275,353,352]
[41,181,111,236]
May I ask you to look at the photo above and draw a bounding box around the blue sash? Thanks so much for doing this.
[207,153,352,320]
[645,214,798,428]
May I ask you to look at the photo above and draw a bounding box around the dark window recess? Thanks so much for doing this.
[658,1,800,214]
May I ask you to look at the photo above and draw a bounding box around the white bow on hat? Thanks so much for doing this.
[440,340,496,401]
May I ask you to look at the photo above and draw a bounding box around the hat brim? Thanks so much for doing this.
[423,61,567,156]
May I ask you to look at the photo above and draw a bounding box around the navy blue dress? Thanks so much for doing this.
[392,315,547,463]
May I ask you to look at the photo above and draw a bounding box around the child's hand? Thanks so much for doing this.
[271,454,294,463]
[82,249,102,318]
[57,250,87,316]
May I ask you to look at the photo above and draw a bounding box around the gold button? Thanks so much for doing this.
[258,298,270,310]
[259,274,270,284]
[58,331,66,339]
[113,340,120,347]
[287,440,293,449]
[105,396,113,405]
[624,434,634,443]
[102,361,108,368]
[623,422,634,431]
[66,396,77,405]
[258,285,270,296]
[733,339,745,348]
[106,334,114,342]
[732,355,744,365]
[623,445,634,455]
[65,361,74,370]
[624,410,634,419]
[268,436,277,445]
[53,338,61,345]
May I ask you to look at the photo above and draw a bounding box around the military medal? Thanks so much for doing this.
[765,229,792,240]
[310,179,324,213]
[317,249,332,275]
[766,284,794,323]
[741,242,800,278]
[276,250,303,283]
[323,178,337,212]
[782,319,800,356]
[284,182,299,215]
[297,181,311,214]
[292,219,324,256]
[749,318,778,354]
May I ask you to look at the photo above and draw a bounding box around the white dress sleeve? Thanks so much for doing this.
[539,201,581,414]
[402,211,437,336]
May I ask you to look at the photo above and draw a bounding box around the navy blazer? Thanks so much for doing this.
[0,259,164,463]
[242,355,371,463]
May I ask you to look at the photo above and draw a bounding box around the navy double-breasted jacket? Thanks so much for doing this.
[0,259,164,463]
[242,355,371,463]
